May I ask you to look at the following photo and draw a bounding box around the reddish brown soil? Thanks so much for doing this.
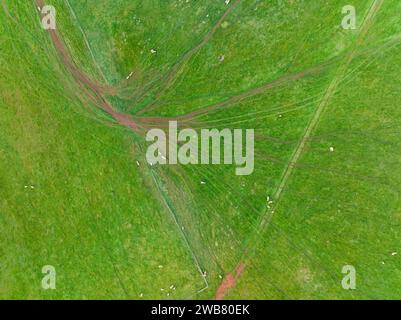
[36,0,145,132]
[215,262,246,300]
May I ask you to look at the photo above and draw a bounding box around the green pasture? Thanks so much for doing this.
[0,0,400,299]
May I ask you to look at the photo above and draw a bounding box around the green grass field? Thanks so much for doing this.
[1,0,400,299]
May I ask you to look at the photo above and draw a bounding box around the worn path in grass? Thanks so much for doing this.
[36,0,142,132]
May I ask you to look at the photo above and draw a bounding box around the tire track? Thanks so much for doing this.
[136,0,242,115]
[35,0,140,131]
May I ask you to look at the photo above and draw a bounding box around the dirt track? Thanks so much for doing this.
[215,262,245,300]
[36,0,142,132]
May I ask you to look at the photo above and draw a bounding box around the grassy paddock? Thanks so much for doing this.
[0,0,400,299]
